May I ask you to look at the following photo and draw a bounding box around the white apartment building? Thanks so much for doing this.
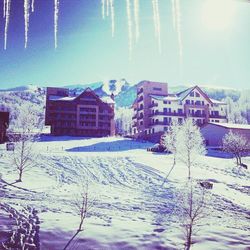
[132,82,228,141]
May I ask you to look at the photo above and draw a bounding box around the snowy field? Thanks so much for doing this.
[0,136,250,249]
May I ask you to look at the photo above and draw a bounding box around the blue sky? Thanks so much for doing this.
[0,0,249,89]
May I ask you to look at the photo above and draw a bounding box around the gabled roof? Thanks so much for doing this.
[176,86,195,100]
[49,87,114,106]
[207,122,250,130]
[176,85,213,104]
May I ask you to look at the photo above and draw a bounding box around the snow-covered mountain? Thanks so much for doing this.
[0,80,245,110]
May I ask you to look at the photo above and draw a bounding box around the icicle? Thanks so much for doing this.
[101,0,105,19]
[152,0,157,37]
[31,0,35,13]
[106,0,109,17]
[4,0,11,50]
[110,0,115,37]
[24,0,30,49]
[3,0,7,18]
[175,0,183,63]
[133,0,139,42]
[155,0,161,53]
[126,0,133,59]
[152,0,161,53]
[54,0,59,49]
[171,0,177,31]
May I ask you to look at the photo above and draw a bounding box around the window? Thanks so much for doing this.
[163,108,168,114]
[186,100,190,104]
[178,118,183,124]
[195,92,200,97]
[190,92,194,97]
[153,87,162,91]
[164,127,168,131]
[178,109,182,114]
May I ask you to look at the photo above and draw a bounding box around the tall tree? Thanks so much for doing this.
[8,102,42,182]
[176,119,206,179]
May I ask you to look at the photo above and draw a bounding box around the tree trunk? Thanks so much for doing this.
[17,168,23,182]
[186,225,192,250]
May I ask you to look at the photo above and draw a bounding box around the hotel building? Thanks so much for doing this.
[132,81,228,141]
[45,87,115,137]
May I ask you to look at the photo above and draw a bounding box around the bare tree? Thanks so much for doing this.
[179,180,207,250]
[222,131,250,166]
[176,119,206,179]
[8,102,42,182]
[63,184,93,250]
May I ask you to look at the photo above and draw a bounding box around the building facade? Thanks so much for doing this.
[45,87,115,137]
[132,81,228,141]
[0,109,9,143]
[201,122,250,147]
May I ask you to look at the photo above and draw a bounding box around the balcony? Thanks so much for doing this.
[137,88,143,95]
[150,121,170,126]
[187,113,206,118]
[137,96,143,102]
[209,114,227,119]
[149,111,184,117]
[149,103,158,108]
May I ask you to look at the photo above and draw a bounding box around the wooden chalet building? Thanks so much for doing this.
[45,87,115,137]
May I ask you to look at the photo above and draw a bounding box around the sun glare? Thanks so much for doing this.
[201,0,236,31]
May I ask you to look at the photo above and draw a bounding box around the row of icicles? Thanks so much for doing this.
[101,0,182,61]
[3,0,182,62]
[3,0,59,49]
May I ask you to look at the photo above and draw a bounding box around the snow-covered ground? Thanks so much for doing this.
[0,136,249,249]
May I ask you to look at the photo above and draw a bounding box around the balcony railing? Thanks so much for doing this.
[150,121,170,126]
[209,114,227,119]
[137,96,143,102]
[137,88,143,95]
[149,103,158,108]
[186,113,206,118]
[149,111,184,117]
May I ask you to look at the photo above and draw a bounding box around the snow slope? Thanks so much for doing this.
[0,137,250,249]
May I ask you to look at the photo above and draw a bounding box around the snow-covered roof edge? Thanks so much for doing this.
[207,122,250,130]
